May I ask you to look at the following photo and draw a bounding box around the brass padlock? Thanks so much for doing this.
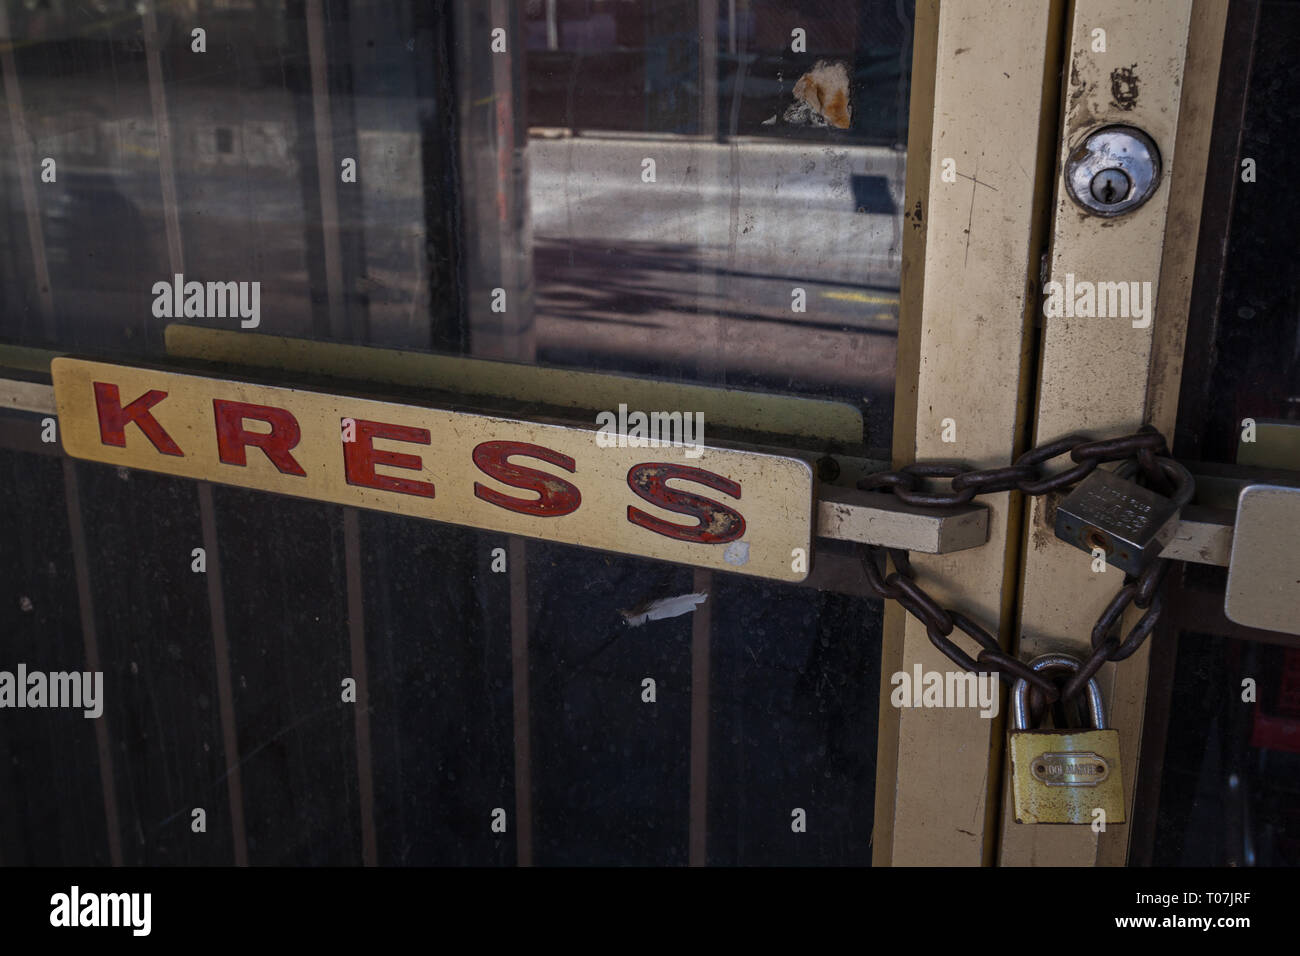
[1009,654,1125,825]
[1053,461,1190,575]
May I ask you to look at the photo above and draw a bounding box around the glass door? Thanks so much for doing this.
[2,0,1266,871]
[0,0,928,867]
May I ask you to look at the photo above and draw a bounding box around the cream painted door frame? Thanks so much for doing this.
[877,0,1226,866]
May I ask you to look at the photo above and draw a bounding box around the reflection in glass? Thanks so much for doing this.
[0,0,912,451]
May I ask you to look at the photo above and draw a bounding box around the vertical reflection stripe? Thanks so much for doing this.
[197,482,249,865]
[689,567,712,866]
[508,536,533,866]
[343,508,379,865]
[0,4,55,335]
[61,459,123,866]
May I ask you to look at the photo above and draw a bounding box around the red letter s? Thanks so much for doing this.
[472,441,581,517]
[626,463,745,543]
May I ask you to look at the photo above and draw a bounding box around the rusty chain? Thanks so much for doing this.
[857,425,1191,709]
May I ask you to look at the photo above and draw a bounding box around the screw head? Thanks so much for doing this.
[1089,168,1131,205]
[815,455,841,482]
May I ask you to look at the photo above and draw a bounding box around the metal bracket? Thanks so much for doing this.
[1224,484,1300,636]
[816,487,988,553]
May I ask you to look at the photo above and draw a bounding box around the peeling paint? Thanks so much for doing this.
[1068,60,1090,113]
[909,200,923,230]
[766,60,851,130]
[1110,64,1140,110]
[1031,494,1060,553]
[723,540,750,566]
[619,592,708,627]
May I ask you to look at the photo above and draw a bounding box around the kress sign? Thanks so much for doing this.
[50,359,814,581]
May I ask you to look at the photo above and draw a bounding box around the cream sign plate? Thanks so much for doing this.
[51,359,813,581]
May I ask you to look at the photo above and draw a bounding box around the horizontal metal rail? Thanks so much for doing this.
[0,375,1259,562]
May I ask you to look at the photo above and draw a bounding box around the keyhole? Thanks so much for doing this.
[1084,527,1112,555]
[1090,168,1131,205]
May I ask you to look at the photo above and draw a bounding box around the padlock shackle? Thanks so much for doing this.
[1010,654,1106,731]
[1114,456,1195,510]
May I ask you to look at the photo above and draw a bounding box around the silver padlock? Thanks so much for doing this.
[1008,655,1125,825]
[1054,459,1192,575]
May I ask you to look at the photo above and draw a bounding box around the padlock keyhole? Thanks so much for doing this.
[1085,527,1112,554]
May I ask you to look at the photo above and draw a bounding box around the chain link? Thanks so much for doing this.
[857,425,1189,707]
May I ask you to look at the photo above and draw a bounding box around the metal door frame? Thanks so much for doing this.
[876,0,1229,866]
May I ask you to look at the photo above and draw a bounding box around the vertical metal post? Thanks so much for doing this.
[142,0,185,278]
[698,0,719,138]
[343,509,379,865]
[454,0,534,362]
[0,3,55,337]
[62,459,123,866]
[306,0,348,340]
[688,568,713,866]
[198,483,250,866]
[999,0,1224,868]
[508,537,533,866]
[687,3,721,864]
[875,0,1065,866]
[693,0,725,383]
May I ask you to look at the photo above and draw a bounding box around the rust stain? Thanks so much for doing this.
[1068,61,1088,112]
[1031,523,1054,553]
[1031,494,1060,553]
[1110,64,1140,111]
[705,510,740,537]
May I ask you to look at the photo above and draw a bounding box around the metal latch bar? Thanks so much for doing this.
[815,487,988,554]
[0,376,1272,566]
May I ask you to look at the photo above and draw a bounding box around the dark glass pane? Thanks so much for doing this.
[1147,0,1300,867]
